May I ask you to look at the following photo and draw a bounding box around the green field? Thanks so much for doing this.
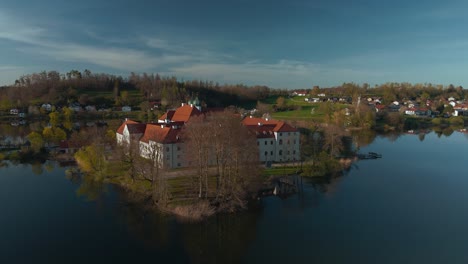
[265,96,350,121]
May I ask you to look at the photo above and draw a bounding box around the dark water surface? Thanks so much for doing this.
[1,132,468,263]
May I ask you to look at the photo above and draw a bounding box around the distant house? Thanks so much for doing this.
[85,105,97,112]
[58,140,79,154]
[292,90,307,96]
[122,106,132,112]
[41,104,53,112]
[415,108,431,116]
[375,105,387,113]
[317,93,326,97]
[454,104,468,116]
[405,108,416,115]
[406,108,431,116]
[9,108,19,115]
[305,98,320,103]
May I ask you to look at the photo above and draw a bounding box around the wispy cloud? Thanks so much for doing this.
[0,65,26,85]
[169,59,382,88]
[0,8,393,88]
[0,10,168,71]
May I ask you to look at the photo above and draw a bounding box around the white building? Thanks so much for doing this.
[242,117,300,163]
[116,105,301,168]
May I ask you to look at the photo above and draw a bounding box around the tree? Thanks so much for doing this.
[27,132,44,153]
[43,127,66,145]
[322,124,346,157]
[319,101,335,123]
[182,111,260,208]
[49,111,60,127]
[276,96,286,111]
[75,145,108,178]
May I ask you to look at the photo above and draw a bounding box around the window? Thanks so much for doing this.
[288,132,290,136]
[257,141,259,146]
[264,141,267,145]
[279,150,282,156]
[279,139,283,145]
[264,151,268,156]
[287,151,290,155]
[177,146,181,151]
[293,150,296,155]
[166,147,169,152]
[287,140,290,145]
[270,151,273,155]
[294,140,296,144]
[279,133,282,136]
[177,163,181,167]
[270,140,273,145]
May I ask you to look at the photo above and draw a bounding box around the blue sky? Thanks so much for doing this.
[1,0,468,88]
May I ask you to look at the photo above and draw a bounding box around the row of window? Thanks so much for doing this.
[257,139,297,146]
[264,150,296,156]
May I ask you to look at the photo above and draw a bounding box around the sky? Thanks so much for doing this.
[1,0,468,88]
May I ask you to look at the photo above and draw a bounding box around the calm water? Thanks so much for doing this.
[1,132,468,264]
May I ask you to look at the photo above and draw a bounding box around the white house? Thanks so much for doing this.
[116,104,201,168]
[41,104,53,112]
[117,104,301,168]
[242,117,300,163]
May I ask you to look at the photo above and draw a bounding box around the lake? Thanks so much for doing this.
[1,131,468,263]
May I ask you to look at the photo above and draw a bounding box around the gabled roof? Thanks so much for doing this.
[242,117,298,135]
[127,123,146,134]
[116,119,140,135]
[242,116,279,126]
[273,121,297,132]
[171,105,201,122]
[140,124,181,144]
[159,105,201,123]
[159,110,176,121]
[249,125,276,138]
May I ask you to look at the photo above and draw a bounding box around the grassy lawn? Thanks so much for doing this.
[262,166,302,177]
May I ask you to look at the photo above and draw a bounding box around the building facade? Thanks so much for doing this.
[116,104,300,168]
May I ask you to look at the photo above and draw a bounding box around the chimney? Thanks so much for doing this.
[181,103,185,106]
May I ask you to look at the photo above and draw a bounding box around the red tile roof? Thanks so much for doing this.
[273,121,297,132]
[249,125,276,138]
[127,123,146,134]
[116,119,141,135]
[159,105,201,123]
[171,105,201,122]
[241,117,279,126]
[159,110,175,121]
[242,117,298,136]
[140,124,181,144]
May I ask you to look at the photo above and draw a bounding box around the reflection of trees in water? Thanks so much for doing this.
[443,127,454,137]
[107,188,263,264]
[418,133,425,142]
[179,209,261,264]
[31,162,44,175]
[75,174,109,201]
[350,129,377,150]
[116,191,173,251]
